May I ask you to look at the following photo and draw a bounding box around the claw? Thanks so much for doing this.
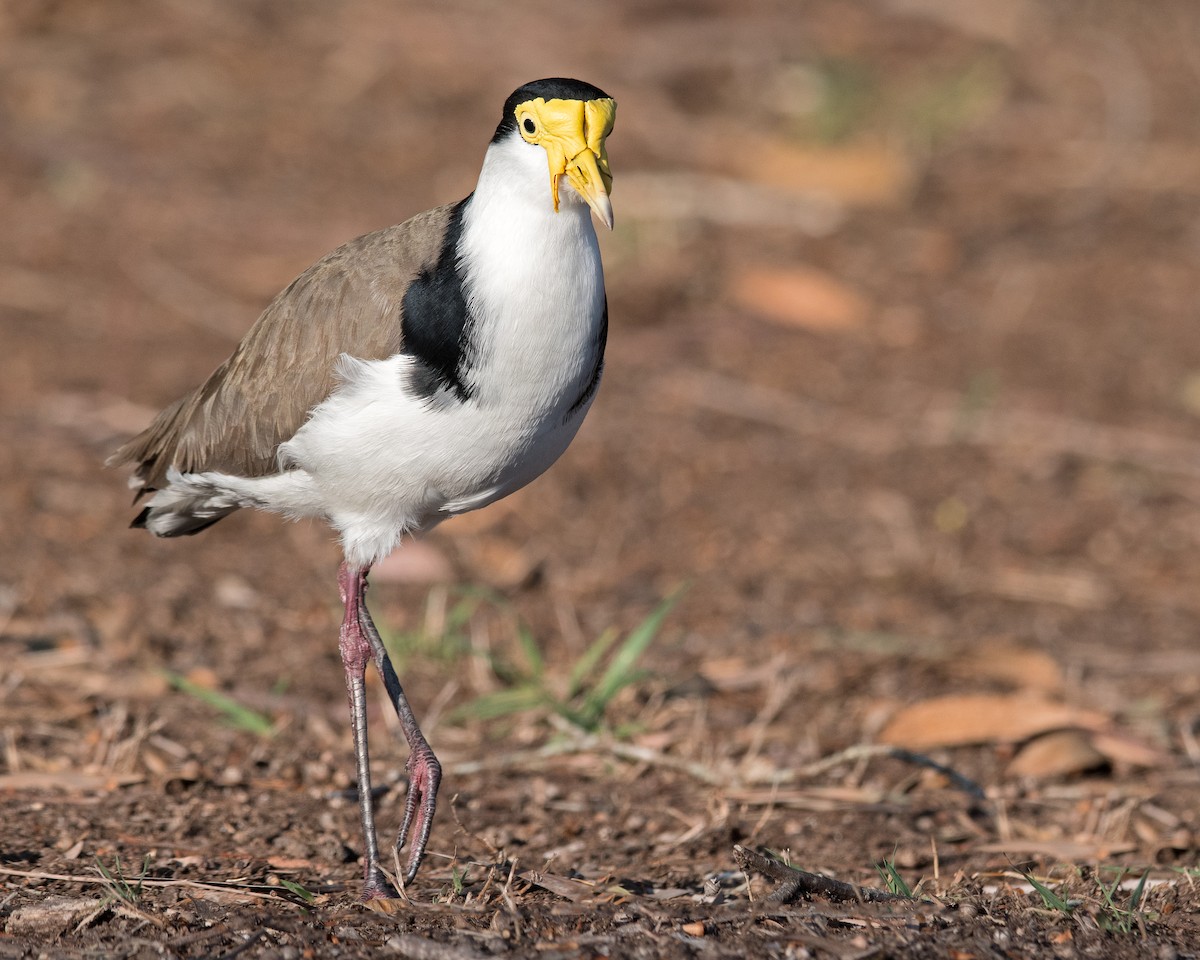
[397,746,443,882]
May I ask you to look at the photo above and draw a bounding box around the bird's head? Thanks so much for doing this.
[493,78,616,230]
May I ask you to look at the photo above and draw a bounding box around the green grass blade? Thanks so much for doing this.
[164,671,275,737]
[1100,869,1126,910]
[566,627,620,699]
[1023,871,1072,914]
[1096,868,1140,933]
[95,855,141,906]
[579,588,685,727]
[277,878,315,903]
[134,854,149,899]
[1127,869,1149,913]
[445,594,482,633]
[875,855,913,898]
[516,624,545,678]
[456,685,553,722]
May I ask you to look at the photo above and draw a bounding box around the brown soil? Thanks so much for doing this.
[4,1,1200,957]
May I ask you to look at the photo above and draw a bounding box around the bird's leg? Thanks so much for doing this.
[337,561,396,900]
[351,568,442,885]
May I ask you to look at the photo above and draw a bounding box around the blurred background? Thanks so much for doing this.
[3,0,1200,924]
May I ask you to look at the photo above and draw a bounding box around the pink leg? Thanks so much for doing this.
[337,562,442,897]
[337,563,395,899]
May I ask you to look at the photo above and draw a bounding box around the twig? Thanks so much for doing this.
[799,744,986,800]
[733,845,915,905]
[213,929,267,960]
[448,733,728,786]
[741,669,805,772]
[500,858,520,916]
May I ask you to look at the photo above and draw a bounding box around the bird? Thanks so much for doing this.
[109,78,617,900]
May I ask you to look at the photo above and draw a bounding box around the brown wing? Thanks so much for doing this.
[109,203,457,493]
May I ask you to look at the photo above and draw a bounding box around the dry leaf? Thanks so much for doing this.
[645,887,693,901]
[730,265,870,332]
[698,654,792,691]
[972,567,1109,609]
[699,655,750,685]
[727,138,916,207]
[879,694,1109,749]
[77,668,170,700]
[519,871,598,904]
[1088,731,1165,769]
[1007,730,1106,779]
[184,666,220,689]
[214,574,258,609]
[266,856,319,870]
[362,898,406,915]
[953,646,1064,693]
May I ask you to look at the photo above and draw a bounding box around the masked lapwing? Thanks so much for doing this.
[109,78,617,899]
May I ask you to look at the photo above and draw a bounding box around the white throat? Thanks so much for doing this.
[456,135,605,410]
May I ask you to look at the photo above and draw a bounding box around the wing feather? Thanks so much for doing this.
[110,203,457,493]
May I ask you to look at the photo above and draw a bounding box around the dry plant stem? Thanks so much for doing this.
[732,845,913,905]
[0,866,291,903]
[447,730,726,785]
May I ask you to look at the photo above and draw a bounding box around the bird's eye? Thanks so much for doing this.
[522,117,537,135]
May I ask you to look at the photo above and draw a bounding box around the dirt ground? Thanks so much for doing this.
[4,0,1200,956]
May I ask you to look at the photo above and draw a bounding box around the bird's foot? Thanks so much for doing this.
[396,743,442,883]
[361,868,399,902]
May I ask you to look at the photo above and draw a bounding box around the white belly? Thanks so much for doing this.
[280,324,599,566]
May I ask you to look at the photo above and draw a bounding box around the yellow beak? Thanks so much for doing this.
[515,96,616,230]
[563,146,614,230]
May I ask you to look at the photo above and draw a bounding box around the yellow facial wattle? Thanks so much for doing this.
[514,96,616,229]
